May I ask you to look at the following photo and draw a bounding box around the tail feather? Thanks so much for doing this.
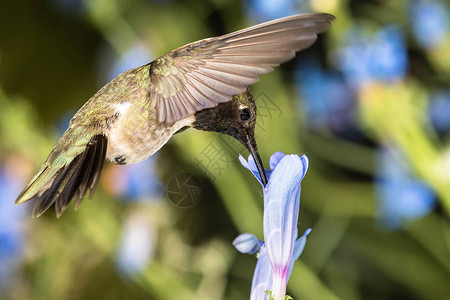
[53,149,90,217]
[34,161,77,217]
[16,134,108,218]
[54,134,106,216]
[15,166,59,205]
[87,134,107,200]
[73,137,97,209]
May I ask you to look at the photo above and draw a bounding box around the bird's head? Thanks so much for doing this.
[193,88,267,186]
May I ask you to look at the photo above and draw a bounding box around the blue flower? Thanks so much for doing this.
[116,211,156,276]
[121,157,163,201]
[235,152,310,299]
[233,233,263,255]
[295,59,358,136]
[409,0,449,49]
[108,44,153,81]
[336,26,408,88]
[245,0,308,23]
[0,160,28,289]
[234,229,310,300]
[107,155,163,202]
[428,90,450,134]
[376,147,435,229]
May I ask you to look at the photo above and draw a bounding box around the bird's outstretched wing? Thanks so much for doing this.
[149,13,335,123]
[16,134,107,218]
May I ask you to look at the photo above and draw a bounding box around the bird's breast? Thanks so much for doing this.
[105,103,194,165]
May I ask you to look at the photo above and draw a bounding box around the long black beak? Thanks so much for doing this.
[245,133,268,186]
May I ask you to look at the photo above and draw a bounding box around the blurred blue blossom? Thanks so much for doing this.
[236,152,310,299]
[409,0,449,49]
[376,147,435,229]
[336,26,408,88]
[245,0,308,23]
[50,0,84,16]
[108,44,153,81]
[295,59,358,136]
[0,162,27,290]
[116,211,156,276]
[112,156,164,202]
[428,90,450,134]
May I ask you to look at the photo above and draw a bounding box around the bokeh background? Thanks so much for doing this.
[1,0,450,299]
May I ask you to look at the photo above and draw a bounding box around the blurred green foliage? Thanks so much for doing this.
[0,0,449,299]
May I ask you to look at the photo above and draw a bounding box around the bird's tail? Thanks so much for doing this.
[16,134,108,218]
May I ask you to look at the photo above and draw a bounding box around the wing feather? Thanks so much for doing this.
[149,13,335,123]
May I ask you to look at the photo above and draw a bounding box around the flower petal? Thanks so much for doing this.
[237,152,310,300]
[233,233,262,255]
[269,151,286,171]
[287,228,311,280]
[299,155,309,180]
[250,246,272,300]
[239,154,271,186]
[264,154,308,284]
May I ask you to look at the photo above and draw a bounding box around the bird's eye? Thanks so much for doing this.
[240,108,251,121]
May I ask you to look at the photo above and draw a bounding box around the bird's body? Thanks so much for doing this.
[16,13,335,217]
[75,65,195,165]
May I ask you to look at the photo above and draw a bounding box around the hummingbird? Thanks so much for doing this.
[16,13,335,217]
